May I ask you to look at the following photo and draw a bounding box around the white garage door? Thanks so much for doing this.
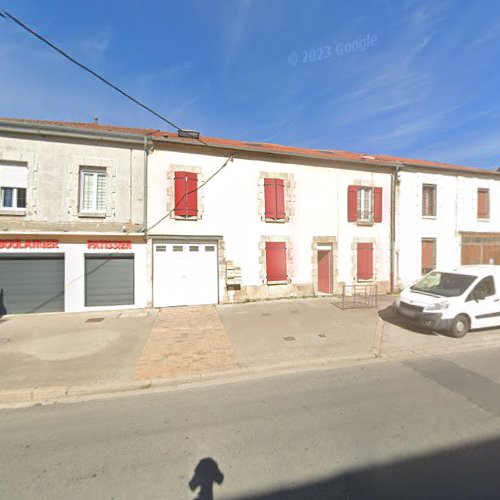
[153,242,219,307]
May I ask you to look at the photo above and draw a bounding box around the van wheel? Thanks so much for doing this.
[450,315,469,338]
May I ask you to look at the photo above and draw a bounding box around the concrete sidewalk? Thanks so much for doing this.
[1,295,500,406]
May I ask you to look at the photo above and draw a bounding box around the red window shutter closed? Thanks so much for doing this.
[348,185,358,222]
[174,171,197,217]
[264,178,277,219]
[186,172,198,217]
[357,243,373,280]
[276,179,285,219]
[266,242,287,282]
[374,187,382,222]
[421,239,435,273]
[174,171,188,216]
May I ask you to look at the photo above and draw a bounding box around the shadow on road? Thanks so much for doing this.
[189,457,224,500]
[378,305,440,336]
[226,435,500,499]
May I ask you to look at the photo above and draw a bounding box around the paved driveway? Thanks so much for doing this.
[218,296,394,368]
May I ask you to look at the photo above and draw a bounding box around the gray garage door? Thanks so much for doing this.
[0,254,65,314]
[85,254,134,307]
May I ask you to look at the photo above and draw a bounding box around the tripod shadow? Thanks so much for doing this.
[189,458,224,500]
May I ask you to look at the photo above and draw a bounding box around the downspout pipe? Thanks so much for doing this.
[143,135,149,234]
[390,164,402,293]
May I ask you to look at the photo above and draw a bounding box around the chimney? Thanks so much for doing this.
[93,116,99,125]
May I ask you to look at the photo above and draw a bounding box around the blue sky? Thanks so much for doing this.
[1,1,500,169]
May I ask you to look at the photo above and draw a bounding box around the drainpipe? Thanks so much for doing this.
[143,136,149,233]
[390,164,402,293]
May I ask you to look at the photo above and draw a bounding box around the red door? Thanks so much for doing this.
[317,250,332,293]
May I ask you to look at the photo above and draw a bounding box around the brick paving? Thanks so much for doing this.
[134,306,238,380]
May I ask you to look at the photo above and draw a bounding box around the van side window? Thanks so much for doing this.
[466,276,496,301]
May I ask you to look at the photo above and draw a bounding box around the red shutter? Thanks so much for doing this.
[276,179,285,219]
[374,187,382,223]
[266,242,287,282]
[348,185,358,222]
[421,239,435,274]
[186,172,198,217]
[357,243,373,280]
[174,171,188,216]
[477,189,489,219]
[264,178,277,219]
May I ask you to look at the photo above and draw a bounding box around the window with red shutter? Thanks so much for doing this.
[421,239,436,275]
[422,184,437,217]
[174,171,198,218]
[374,187,382,223]
[357,242,373,280]
[266,242,287,282]
[264,178,286,221]
[477,189,489,219]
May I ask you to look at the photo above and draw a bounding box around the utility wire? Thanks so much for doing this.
[145,154,234,233]
[1,9,209,146]
[3,9,237,233]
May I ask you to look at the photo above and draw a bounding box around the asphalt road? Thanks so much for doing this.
[2,348,500,500]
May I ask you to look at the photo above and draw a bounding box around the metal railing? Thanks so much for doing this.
[335,284,378,309]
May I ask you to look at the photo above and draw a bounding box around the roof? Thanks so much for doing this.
[1,117,499,177]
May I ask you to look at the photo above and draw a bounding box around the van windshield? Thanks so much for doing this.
[410,272,477,297]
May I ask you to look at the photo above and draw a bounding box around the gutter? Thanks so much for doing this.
[0,120,147,145]
[152,135,400,171]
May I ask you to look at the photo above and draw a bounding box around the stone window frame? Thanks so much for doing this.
[259,235,293,285]
[311,236,338,295]
[351,237,378,283]
[69,156,116,219]
[352,179,376,226]
[258,171,295,223]
[167,165,205,220]
[0,152,37,217]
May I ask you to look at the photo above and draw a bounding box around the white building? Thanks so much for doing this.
[147,135,393,307]
[1,117,498,314]
[0,119,150,314]
[395,165,500,288]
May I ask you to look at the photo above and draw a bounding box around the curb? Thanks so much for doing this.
[0,353,378,409]
[2,339,500,409]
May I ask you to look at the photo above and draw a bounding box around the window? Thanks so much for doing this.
[174,171,198,218]
[80,169,107,213]
[1,187,26,209]
[358,187,373,223]
[264,178,286,221]
[265,242,287,283]
[467,276,496,301]
[347,186,382,224]
[421,239,436,275]
[477,188,490,219]
[357,242,374,280]
[422,184,436,217]
[0,163,28,211]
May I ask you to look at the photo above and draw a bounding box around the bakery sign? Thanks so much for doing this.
[0,239,59,249]
[87,240,132,250]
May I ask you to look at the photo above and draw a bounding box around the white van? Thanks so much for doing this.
[394,265,500,337]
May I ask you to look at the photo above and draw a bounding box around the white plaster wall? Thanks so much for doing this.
[396,171,500,287]
[148,149,392,291]
[0,135,145,229]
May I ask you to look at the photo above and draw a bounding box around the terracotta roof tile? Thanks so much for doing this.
[1,117,498,176]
